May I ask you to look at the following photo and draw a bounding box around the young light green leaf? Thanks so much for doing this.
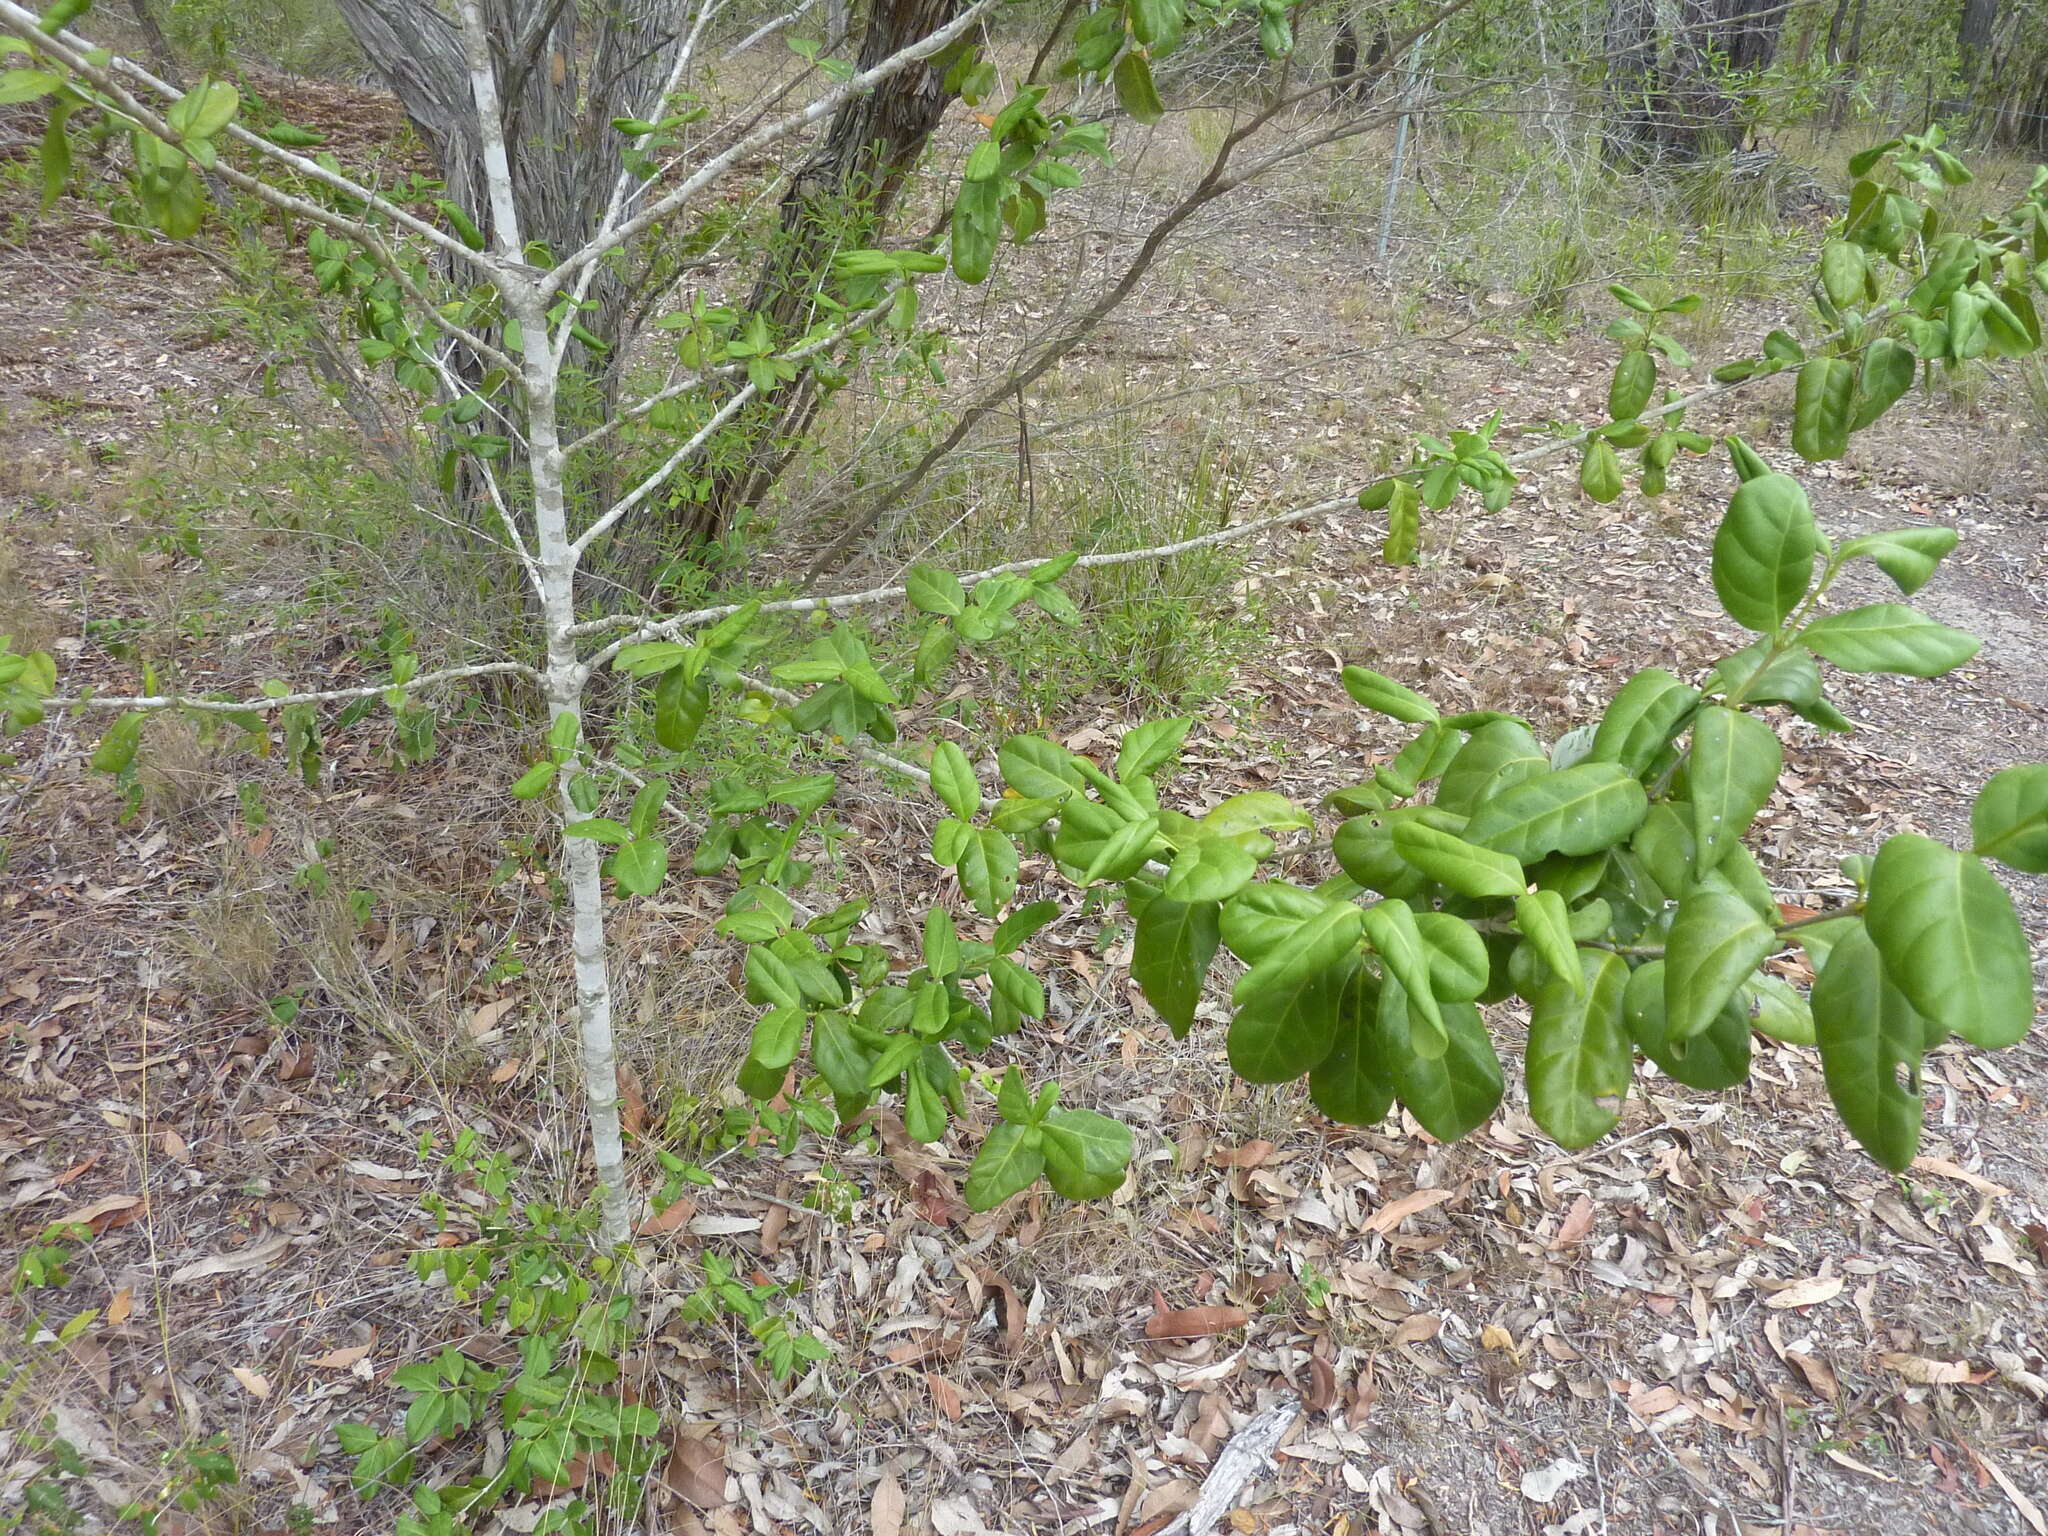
[1864,834,2034,1048]
[1382,478,1420,565]
[1040,1109,1132,1200]
[1812,923,1925,1171]
[1462,764,1649,863]
[1525,948,1631,1149]
[1513,890,1582,994]
[1590,667,1700,779]
[1340,664,1437,724]
[1579,437,1623,503]
[1972,764,2048,873]
[1711,473,1817,633]
[1792,357,1854,461]
[1663,885,1775,1041]
[964,1122,1045,1210]
[1835,525,1956,597]
[928,740,981,820]
[1389,821,1526,900]
[1689,705,1780,875]
[1162,836,1259,904]
[1134,896,1221,1039]
[1744,971,1816,1045]
[906,563,966,616]
[1799,604,1980,678]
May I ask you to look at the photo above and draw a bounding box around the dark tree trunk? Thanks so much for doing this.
[1607,0,1792,162]
[1828,0,1868,127]
[125,0,179,81]
[685,0,961,545]
[1603,0,1659,163]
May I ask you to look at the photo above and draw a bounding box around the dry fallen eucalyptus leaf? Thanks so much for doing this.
[1763,1274,1843,1309]
[1145,1305,1250,1341]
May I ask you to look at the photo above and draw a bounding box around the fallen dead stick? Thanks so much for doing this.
[1156,1396,1302,1536]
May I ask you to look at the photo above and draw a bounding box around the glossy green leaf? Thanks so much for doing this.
[929,740,980,820]
[1525,948,1631,1148]
[906,563,966,615]
[1219,881,1328,964]
[1811,924,1925,1170]
[1711,473,1817,633]
[1743,971,1816,1045]
[1080,813,1160,884]
[998,734,1086,798]
[1580,437,1623,503]
[1382,986,1504,1142]
[608,836,668,895]
[1133,896,1220,1039]
[1590,668,1699,779]
[1309,965,1393,1126]
[1799,604,1980,678]
[1360,900,1444,1054]
[1227,965,1341,1082]
[653,665,710,751]
[1865,834,2033,1048]
[1382,478,1420,565]
[1689,705,1780,875]
[1663,884,1775,1041]
[1836,525,1956,598]
[1233,901,1365,1004]
[1607,351,1655,420]
[1625,959,1752,1090]
[1792,357,1854,461]
[1389,821,1525,900]
[1202,792,1313,837]
[1112,50,1163,124]
[1463,763,1649,863]
[1972,764,2048,874]
[957,827,1019,916]
[1436,719,1546,816]
[1118,716,1192,782]
[1514,890,1582,994]
[1413,912,1490,1003]
[1850,337,1916,430]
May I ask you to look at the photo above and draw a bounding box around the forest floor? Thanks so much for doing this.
[2,76,2047,1536]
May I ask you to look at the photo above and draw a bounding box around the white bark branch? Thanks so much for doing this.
[45,661,539,713]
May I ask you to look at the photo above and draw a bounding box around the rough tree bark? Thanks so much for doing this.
[1605,0,1790,161]
[684,0,963,544]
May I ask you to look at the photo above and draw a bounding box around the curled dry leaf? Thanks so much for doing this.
[1145,1304,1250,1340]
[1364,1186,1457,1235]
[1879,1353,1973,1385]
[1208,1140,1276,1169]
[228,1365,271,1400]
[312,1344,372,1370]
